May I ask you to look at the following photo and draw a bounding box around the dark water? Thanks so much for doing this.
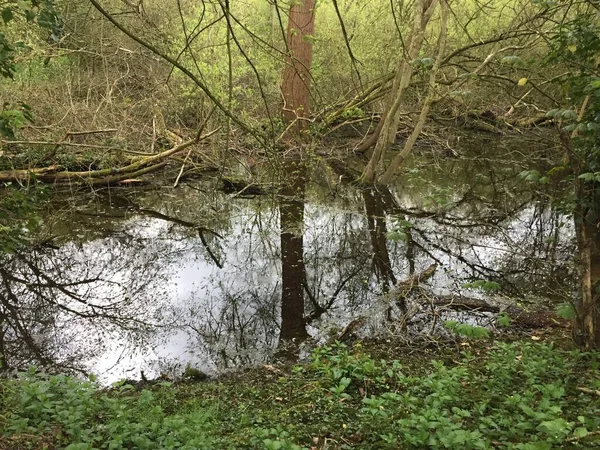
[0,146,576,383]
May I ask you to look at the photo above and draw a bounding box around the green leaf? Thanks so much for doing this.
[1,8,13,24]
[497,314,511,327]
[561,109,578,120]
[386,230,407,242]
[577,172,596,181]
[557,303,576,320]
[537,418,572,436]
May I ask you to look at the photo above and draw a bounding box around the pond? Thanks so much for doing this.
[0,137,576,383]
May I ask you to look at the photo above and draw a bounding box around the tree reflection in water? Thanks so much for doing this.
[0,161,577,381]
[0,231,173,375]
[277,161,309,359]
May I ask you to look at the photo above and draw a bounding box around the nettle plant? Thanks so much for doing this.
[307,341,599,450]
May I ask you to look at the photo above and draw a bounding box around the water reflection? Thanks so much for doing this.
[0,159,576,382]
[0,234,172,375]
[277,161,309,358]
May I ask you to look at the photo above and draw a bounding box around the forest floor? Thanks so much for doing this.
[1,331,599,450]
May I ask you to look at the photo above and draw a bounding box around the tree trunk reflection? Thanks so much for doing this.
[277,161,309,359]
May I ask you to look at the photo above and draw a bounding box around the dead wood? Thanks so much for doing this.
[431,295,569,329]
[393,263,438,300]
[0,128,219,185]
[221,178,266,195]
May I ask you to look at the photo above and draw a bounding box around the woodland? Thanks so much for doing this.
[0,0,600,449]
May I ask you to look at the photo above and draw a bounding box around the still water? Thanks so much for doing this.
[0,151,575,383]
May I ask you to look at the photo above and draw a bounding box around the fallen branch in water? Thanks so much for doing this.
[394,263,438,299]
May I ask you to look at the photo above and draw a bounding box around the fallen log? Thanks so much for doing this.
[0,128,219,185]
[0,165,62,182]
[430,295,569,329]
[393,263,438,302]
[87,161,169,186]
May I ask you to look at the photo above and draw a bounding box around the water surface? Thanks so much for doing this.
[0,146,575,382]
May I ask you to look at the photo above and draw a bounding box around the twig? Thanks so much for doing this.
[88,0,266,146]
[173,149,193,187]
[65,129,117,136]
[565,430,600,443]
[3,140,120,150]
[577,387,600,397]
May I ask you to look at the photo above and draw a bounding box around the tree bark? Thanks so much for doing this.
[281,0,315,136]
[360,0,439,184]
[379,0,448,184]
[574,179,600,348]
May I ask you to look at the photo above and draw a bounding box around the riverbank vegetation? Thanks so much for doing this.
[1,339,600,450]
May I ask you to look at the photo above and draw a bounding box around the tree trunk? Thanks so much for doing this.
[281,0,315,136]
[360,0,439,184]
[574,179,600,348]
[277,161,309,359]
[363,187,397,289]
[561,91,600,349]
[0,315,7,371]
[379,0,448,184]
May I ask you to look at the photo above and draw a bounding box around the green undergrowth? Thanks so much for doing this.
[1,341,599,450]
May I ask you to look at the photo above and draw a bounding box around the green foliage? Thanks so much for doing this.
[557,302,577,320]
[2,342,599,450]
[0,101,32,138]
[0,0,61,137]
[578,171,600,182]
[0,0,62,78]
[1,368,216,450]
[517,169,549,184]
[386,218,413,242]
[547,14,600,174]
[497,313,512,327]
[0,184,46,253]
[444,320,490,339]
[462,279,502,292]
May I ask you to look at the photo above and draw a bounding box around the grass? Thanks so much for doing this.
[0,339,599,450]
